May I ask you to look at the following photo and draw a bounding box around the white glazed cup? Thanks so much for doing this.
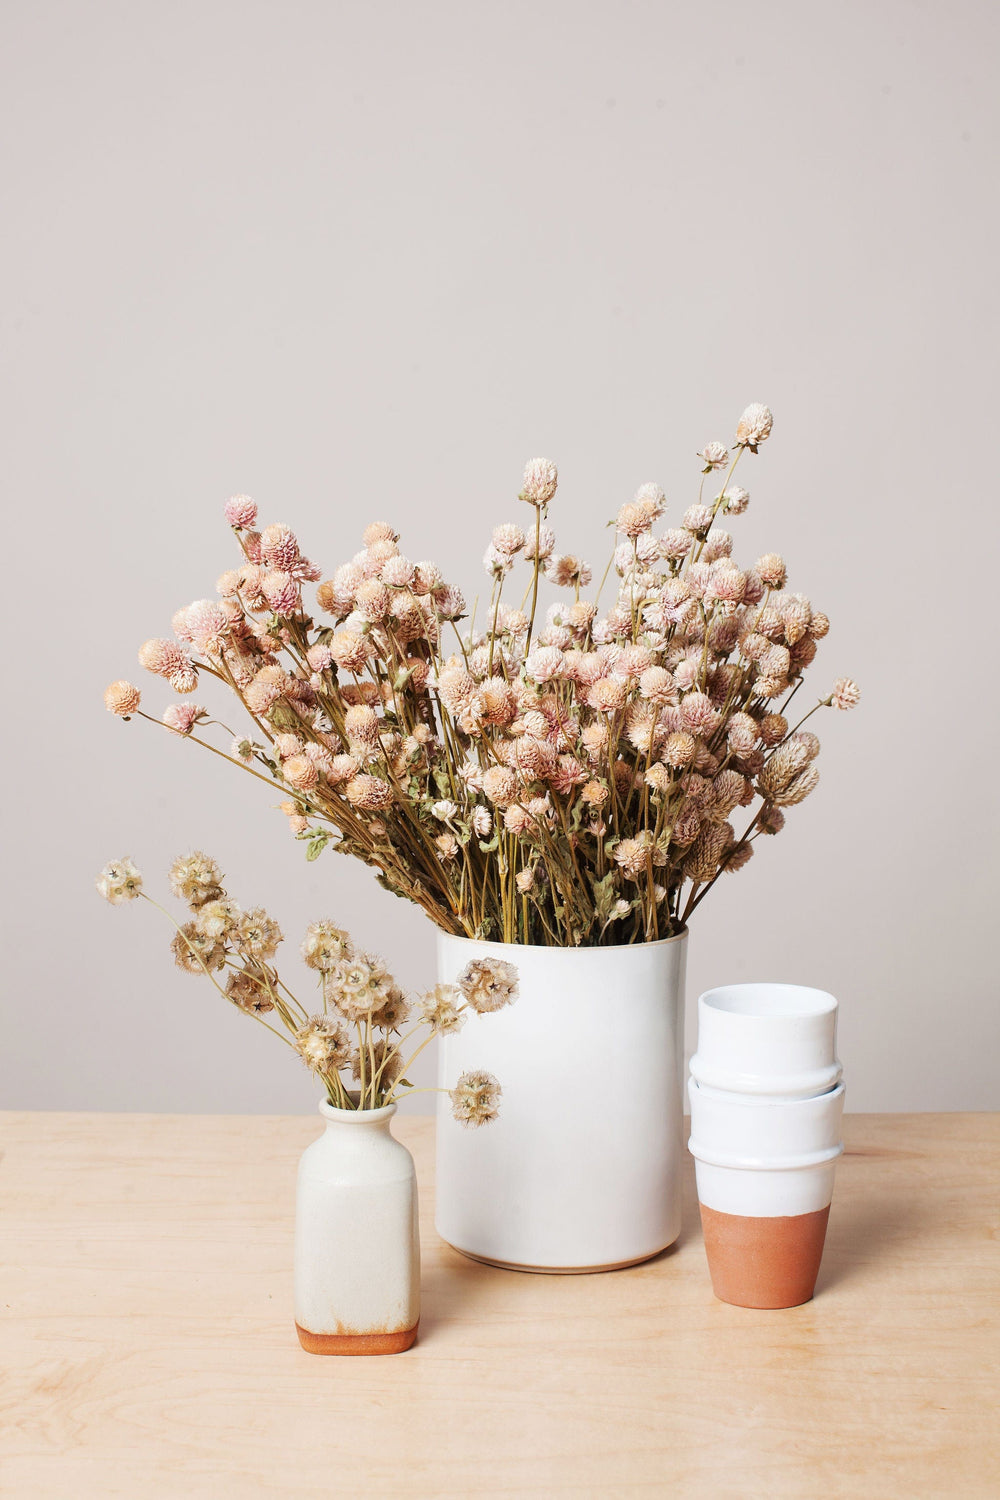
[688,1078,845,1217]
[689,983,841,1100]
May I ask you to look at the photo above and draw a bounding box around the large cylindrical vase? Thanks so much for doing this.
[435,931,687,1272]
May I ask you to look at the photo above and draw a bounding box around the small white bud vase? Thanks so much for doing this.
[435,930,687,1272]
[294,1100,420,1354]
[688,982,845,1308]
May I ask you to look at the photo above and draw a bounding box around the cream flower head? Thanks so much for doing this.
[301,920,352,972]
[457,957,519,1013]
[96,857,143,904]
[168,851,223,908]
[296,1015,352,1073]
[418,983,467,1035]
[449,1069,502,1127]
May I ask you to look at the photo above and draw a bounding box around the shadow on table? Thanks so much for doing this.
[418,1234,684,1338]
[815,1187,936,1295]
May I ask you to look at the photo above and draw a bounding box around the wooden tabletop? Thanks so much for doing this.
[2,1112,998,1499]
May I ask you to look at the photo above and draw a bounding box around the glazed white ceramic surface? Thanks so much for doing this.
[688,1078,845,1217]
[690,983,842,1099]
[294,1101,419,1337]
[435,931,687,1270]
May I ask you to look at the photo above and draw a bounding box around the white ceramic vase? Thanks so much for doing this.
[435,930,687,1272]
[294,1100,420,1354]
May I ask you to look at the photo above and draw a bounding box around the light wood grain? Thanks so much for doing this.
[1,1112,997,1499]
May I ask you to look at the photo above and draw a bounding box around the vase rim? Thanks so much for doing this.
[319,1097,398,1124]
[436,926,688,953]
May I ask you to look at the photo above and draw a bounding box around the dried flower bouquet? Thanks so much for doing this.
[105,404,858,947]
[96,853,509,1119]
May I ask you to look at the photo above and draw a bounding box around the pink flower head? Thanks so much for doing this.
[673,658,699,692]
[262,570,300,616]
[525,646,566,683]
[831,677,861,711]
[330,629,371,673]
[614,643,654,681]
[283,754,319,791]
[355,579,392,622]
[483,544,513,578]
[572,652,606,688]
[588,678,628,713]
[177,600,228,655]
[680,691,718,735]
[706,566,746,607]
[545,554,592,588]
[163,703,203,735]
[260,524,301,571]
[758,552,791,591]
[225,494,258,529]
[633,482,666,520]
[659,529,693,562]
[104,680,141,717]
[169,665,199,695]
[138,638,188,677]
[382,555,416,588]
[306,644,333,672]
[492,523,526,556]
[519,457,558,507]
[638,666,675,706]
[523,523,556,562]
[434,586,467,621]
[412,561,443,595]
[735,403,773,451]
[697,442,729,472]
[550,754,589,795]
[363,522,399,547]
[683,505,713,534]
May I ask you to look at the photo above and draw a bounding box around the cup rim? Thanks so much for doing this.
[699,982,837,1019]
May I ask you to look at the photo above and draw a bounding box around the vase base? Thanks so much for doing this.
[442,1238,675,1275]
[295,1320,419,1355]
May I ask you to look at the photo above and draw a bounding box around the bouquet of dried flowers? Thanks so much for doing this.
[105,404,858,946]
[95,853,509,1120]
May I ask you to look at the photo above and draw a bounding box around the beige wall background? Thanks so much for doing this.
[2,0,997,1114]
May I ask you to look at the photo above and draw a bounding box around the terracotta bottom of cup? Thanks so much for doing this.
[699,1204,831,1309]
[295,1320,419,1355]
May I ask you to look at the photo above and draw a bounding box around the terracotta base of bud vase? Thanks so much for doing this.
[699,1204,831,1309]
[295,1320,419,1356]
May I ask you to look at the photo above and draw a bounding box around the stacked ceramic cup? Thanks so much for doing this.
[688,983,845,1309]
